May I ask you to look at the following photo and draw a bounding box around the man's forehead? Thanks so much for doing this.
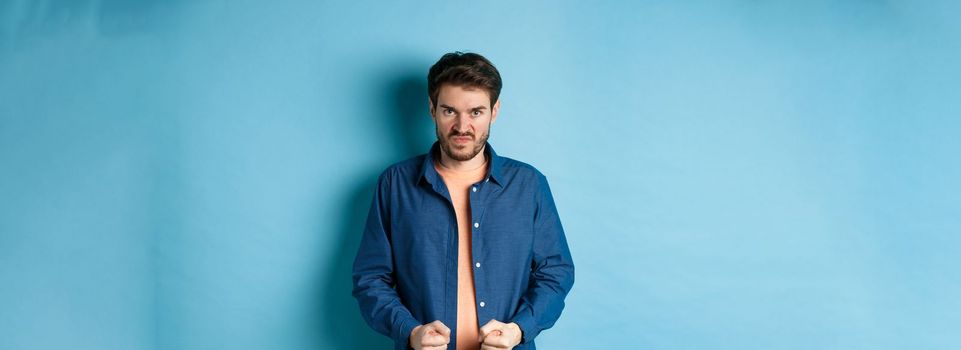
[436,85,492,107]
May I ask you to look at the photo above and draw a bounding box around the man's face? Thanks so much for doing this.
[429,84,500,162]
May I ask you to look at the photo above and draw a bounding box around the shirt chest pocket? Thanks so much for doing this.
[393,209,452,266]
[481,209,534,256]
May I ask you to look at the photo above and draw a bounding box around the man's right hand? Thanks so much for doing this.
[409,320,451,350]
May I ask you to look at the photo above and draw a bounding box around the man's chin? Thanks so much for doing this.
[443,147,475,161]
[447,151,473,161]
[439,138,484,161]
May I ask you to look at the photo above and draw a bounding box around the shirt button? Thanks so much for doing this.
[485,178,489,183]
[479,301,486,307]
[472,186,477,192]
[473,222,479,228]
[475,262,481,268]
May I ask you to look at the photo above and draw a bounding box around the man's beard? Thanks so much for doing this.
[436,126,489,162]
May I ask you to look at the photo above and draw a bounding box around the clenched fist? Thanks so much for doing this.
[478,319,522,350]
[410,320,451,350]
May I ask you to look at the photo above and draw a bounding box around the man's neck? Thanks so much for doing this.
[437,145,488,173]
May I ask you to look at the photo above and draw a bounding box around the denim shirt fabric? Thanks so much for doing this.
[352,142,575,350]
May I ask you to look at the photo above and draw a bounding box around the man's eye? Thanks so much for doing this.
[444,109,455,115]
[472,111,481,117]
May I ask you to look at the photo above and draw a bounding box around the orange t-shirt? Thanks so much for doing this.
[434,157,488,350]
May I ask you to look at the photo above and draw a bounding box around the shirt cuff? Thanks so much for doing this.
[394,314,421,349]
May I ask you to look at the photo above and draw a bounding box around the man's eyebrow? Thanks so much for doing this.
[438,104,488,111]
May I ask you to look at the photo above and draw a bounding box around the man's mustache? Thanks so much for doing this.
[448,131,474,138]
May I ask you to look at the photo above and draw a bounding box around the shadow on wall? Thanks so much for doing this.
[313,66,434,349]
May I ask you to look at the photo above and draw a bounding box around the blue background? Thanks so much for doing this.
[2,1,959,349]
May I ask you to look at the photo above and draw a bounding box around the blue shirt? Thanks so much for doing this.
[352,142,575,350]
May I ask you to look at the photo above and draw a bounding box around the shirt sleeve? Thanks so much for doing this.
[352,170,421,348]
[509,173,576,344]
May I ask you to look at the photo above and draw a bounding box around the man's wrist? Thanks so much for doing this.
[409,324,420,343]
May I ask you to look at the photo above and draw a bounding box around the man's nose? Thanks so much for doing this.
[454,114,471,133]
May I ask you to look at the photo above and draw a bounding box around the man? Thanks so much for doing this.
[352,52,575,350]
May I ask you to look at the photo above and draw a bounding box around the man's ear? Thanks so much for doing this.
[491,99,501,124]
[427,98,435,118]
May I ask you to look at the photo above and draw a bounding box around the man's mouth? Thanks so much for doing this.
[451,135,473,144]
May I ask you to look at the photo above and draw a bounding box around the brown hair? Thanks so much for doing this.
[427,52,502,108]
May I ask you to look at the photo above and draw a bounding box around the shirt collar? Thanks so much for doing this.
[420,141,504,188]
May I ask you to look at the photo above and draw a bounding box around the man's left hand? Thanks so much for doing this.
[478,319,522,349]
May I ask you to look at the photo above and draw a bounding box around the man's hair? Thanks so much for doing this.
[427,51,502,108]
